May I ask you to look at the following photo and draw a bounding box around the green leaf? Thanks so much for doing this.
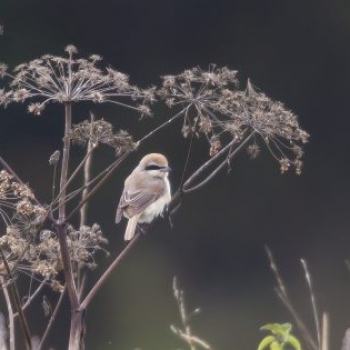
[260,323,292,337]
[286,335,301,350]
[257,335,276,350]
[270,340,283,350]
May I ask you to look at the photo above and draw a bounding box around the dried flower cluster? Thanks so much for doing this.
[159,65,309,174]
[67,224,108,270]
[0,170,45,227]
[0,169,107,289]
[0,45,155,117]
[0,222,107,282]
[68,119,136,155]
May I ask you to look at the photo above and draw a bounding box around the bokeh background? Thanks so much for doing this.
[1,0,350,349]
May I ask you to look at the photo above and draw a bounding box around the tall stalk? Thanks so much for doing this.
[58,103,72,222]
[57,102,83,349]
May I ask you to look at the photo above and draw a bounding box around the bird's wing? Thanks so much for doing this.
[115,188,161,222]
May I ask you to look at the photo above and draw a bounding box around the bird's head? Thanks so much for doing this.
[139,153,171,178]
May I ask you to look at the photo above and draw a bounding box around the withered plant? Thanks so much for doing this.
[0,46,308,349]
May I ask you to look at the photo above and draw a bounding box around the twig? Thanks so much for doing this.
[1,278,14,350]
[0,312,8,350]
[184,132,254,193]
[171,277,212,350]
[77,114,95,298]
[173,277,196,350]
[301,258,321,349]
[265,246,318,350]
[138,107,190,144]
[14,277,49,317]
[65,151,130,222]
[56,102,79,309]
[80,233,141,310]
[80,113,95,227]
[170,326,211,350]
[0,249,32,350]
[38,287,66,350]
[58,102,72,223]
[53,102,83,350]
[50,151,60,203]
[51,146,95,210]
[56,223,78,308]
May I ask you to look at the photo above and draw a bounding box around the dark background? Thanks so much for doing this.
[1,0,350,349]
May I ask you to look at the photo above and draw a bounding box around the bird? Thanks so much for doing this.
[115,153,171,241]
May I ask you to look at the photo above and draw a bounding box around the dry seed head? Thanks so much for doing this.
[160,67,308,174]
[0,46,154,117]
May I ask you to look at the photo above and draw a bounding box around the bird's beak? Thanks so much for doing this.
[161,166,171,173]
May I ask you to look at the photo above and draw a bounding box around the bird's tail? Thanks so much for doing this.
[124,216,140,241]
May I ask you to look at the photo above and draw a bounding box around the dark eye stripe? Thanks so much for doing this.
[145,164,162,171]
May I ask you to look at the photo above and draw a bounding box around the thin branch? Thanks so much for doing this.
[1,278,14,350]
[51,145,95,210]
[80,114,95,227]
[0,312,8,350]
[56,223,79,308]
[178,110,201,190]
[301,259,321,349]
[56,102,79,315]
[65,151,130,222]
[170,326,211,350]
[51,160,59,204]
[38,287,66,350]
[138,107,190,144]
[168,136,239,216]
[78,114,95,298]
[265,246,318,350]
[14,277,49,317]
[80,232,141,310]
[184,132,254,193]
[171,277,212,350]
[0,249,32,350]
[173,277,196,350]
[58,102,72,222]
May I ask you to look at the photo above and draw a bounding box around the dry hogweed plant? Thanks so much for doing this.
[0,45,308,349]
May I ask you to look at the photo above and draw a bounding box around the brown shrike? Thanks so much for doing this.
[115,153,171,241]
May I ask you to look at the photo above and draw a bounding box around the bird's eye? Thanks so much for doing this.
[145,164,161,171]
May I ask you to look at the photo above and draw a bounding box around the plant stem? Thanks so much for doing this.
[80,114,95,227]
[38,287,66,350]
[14,277,48,317]
[265,246,318,350]
[66,152,129,222]
[80,233,141,310]
[58,102,72,222]
[1,278,15,350]
[0,249,32,349]
[77,115,95,298]
[138,107,189,144]
[57,102,81,349]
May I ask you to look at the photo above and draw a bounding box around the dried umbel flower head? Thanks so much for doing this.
[0,222,108,284]
[159,66,308,174]
[0,45,155,117]
[0,170,44,218]
[67,224,108,269]
[68,118,136,155]
[224,81,309,174]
